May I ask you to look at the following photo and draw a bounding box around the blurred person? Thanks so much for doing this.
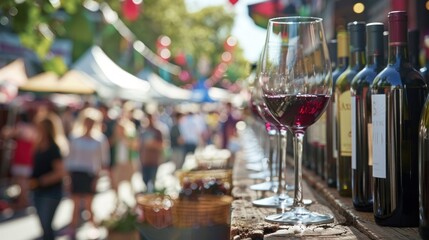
[158,105,173,129]
[169,111,185,169]
[220,102,240,149]
[110,103,138,203]
[98,103,117,169]
[206,110,221,147]
[131,107,143,130]
[194,107,210,146]
[66,108,109,232]
[1,111,37,210]
[139,113,163,193]
[60,106,75,138]
[29,113,69,240]
[180,111,205,158]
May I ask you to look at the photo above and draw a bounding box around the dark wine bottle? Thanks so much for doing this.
[372,11,428,227]
[350,22,385,212]
[335,22,366,197]
[326,28,349,188]
[329,39,338,71]
[383,31,389,66]
[420,95,429,239]
[316,112,327,178]
[408,29,420,70]
[420,34,429,84]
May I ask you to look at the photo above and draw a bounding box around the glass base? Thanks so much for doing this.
[245,156,264,163]
[246,163,264,172]
[248,171,269,180]
[265,207,334,225]
[249,181,295,192]
[244,149,264,163]
[252,196,312,208]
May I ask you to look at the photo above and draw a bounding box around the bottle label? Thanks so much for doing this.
[372,94,386,178]
[332,101,338,158]
[339,91,352,157]
[351,96,356,170]
[367,123,373,166]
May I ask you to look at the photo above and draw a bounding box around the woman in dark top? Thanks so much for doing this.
[30,113,68,240]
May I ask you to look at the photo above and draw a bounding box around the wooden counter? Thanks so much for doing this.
[230,151,421,240]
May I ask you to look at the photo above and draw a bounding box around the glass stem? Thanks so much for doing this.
[263,124,269,157]
[278,129,288,197]
[268,131,276,186]
[293,131,304,207]
[259,123,264,154]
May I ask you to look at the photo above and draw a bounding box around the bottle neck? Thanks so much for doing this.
[426,53,429,68]
[350,50,366,68]
[336,56,349,69]
[367,54,384,68]
[388,44,409,65]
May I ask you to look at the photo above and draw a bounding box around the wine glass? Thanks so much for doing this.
[250,85,311,208]
[259,16,334,224]
[248,86,278,189]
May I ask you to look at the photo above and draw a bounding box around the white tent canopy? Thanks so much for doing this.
[140,70,233,104]
[19,71,95,94]
[0,59,28,86]
[138,69,192,103]
[72,46,150,102]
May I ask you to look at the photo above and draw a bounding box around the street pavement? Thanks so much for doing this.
[0,161,179,240]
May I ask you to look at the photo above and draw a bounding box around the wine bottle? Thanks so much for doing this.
[335,22,366,197]
[326,29,349,188]
[383,31,389,66]
[329,39,338,71]
[420,34,429,84]
[372,11,427,227]
[350,22,385,212]
[420,96,429,239]
[408,29,421,70]
[317,112,327,178]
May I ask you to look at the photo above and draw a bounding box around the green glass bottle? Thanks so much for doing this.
[326,28,349,188]
[350,22,385,212]
[335,22,366,197]
[372,11,427,227]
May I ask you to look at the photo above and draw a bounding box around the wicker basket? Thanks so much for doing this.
[136,194,173,229]
[176,169,233,195]
[172,195,233,228]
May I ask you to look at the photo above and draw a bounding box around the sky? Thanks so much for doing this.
[185,0,267,63]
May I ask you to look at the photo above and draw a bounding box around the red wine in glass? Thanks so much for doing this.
[264,94,330,131]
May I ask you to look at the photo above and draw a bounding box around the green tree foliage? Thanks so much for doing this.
[0,0,84,75]
[0,0,249,85]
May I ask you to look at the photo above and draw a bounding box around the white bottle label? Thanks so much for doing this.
[372,94,386,178]
[367,123,373,166]
[351,96,356,170]
[332,101,338,158]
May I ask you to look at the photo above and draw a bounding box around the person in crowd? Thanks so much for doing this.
[139,113,164,193]
[158,105,173,129]
[1,111,37,210]
[110,103,138,203]
[130,107,143,131]
[98,103,117,169]
[66,108,110,232]
[60,106,75,138]
[179,111,204,158]
[169,111,185,169]
[221,102,240,149]
[194,107,210,146]
[29,112,69,240]
[206,110,221,147]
